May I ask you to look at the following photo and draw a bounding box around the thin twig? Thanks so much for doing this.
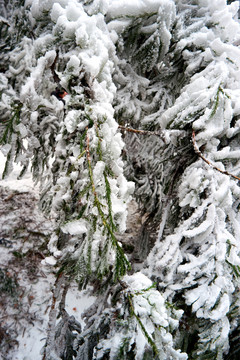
[118,125,164,138]
[192,130,240,181]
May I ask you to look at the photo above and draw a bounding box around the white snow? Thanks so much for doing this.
[0,151,36,192]
[9,276,55,360]
[108,0,165,18]
[65,285,96,329]
[61,219,88,235]
[42,255,57,266]
[64,109,80,133]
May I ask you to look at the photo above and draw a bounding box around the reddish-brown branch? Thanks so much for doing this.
[192,130,240,182]
[118,125,164,139]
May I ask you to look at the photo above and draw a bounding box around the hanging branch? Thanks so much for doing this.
[42,271,65,360]
[117,279,159,357]
[127,293,159,357]
[85,128,131,280]
[192,129,240,182]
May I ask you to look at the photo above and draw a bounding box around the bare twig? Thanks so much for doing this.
[118,125,164,139]
[4,193,20,201]
[192,129,240,182]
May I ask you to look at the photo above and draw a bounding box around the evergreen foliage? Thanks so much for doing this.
[1,0,240,359]
[113,0,240,358]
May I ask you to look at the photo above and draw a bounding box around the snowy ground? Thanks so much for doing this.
[0,152,96,360]
[0,149,142,359]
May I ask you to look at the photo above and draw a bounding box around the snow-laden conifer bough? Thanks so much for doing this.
[1,0,240,359]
